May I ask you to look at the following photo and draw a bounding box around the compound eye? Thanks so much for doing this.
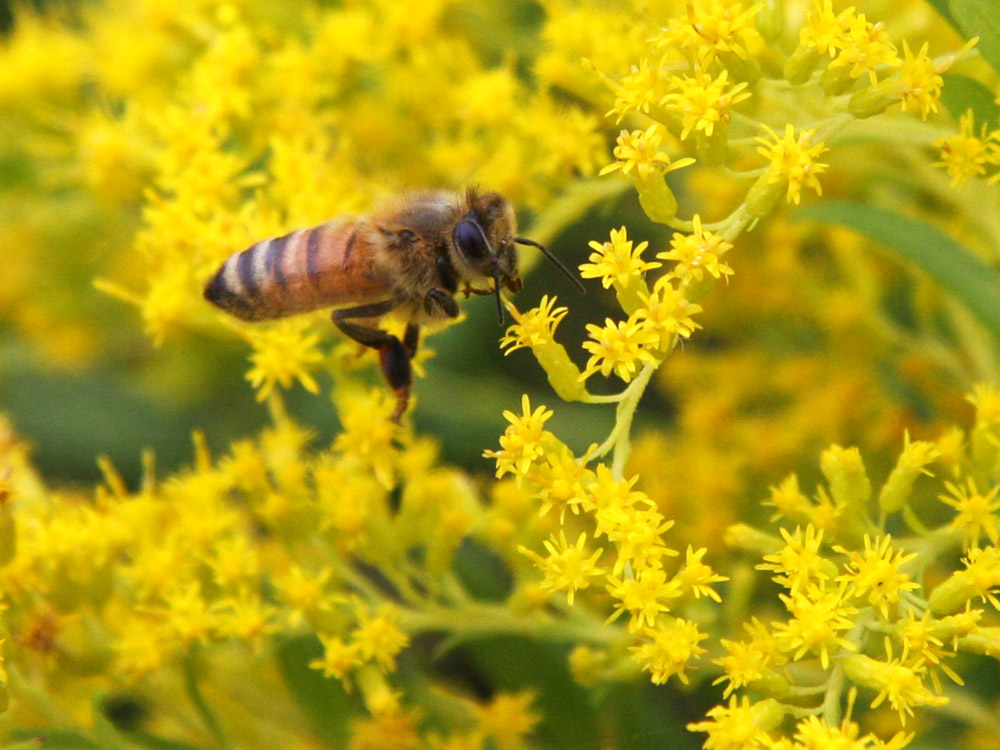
[453,212,491,263]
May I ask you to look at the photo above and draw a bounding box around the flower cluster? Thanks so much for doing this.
[486,395,726,687]
[1,0,998,748]
[703,385,1000,745]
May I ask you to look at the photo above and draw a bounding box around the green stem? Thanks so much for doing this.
[401,601,623,647]
[611,363,658,480]
[6,662,80,727]
[588,361,658,479]
[184,649,232,750]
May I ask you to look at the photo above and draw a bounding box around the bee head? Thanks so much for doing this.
[452,189,583,325]
[452,191,521,324]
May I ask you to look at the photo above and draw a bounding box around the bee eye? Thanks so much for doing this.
[453,212,491,262]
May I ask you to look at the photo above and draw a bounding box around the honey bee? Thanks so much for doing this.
[204,187,581,422]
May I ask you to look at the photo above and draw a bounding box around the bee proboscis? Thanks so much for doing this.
[204,187,581,422]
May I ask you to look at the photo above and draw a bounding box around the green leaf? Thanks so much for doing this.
[926,0,960,30]
[7,731,100,750]
[950,0,1000,73]
[274,635,353,747]
[797,201,1000,342]
[941,72,1000,123]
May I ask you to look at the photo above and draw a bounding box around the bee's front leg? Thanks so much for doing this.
[424,289,460,318]
[333,301,412,423]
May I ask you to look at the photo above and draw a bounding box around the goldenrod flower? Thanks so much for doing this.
[636,279,703,350]
[765,474,812,522]
[843,642,948,724]
[758,525,833,595]
[310,634,362,681]
[606,58,669,123]
[934,110,993,186]
[580,316,660,382]
[654,1,763,63]
[499,295,568,353]
[579,226,660,291]
[828,13,901,85]
[967,382,1000,427]
[662,69,751,141]
[484,395,555,480]
[244,319,323,402]
[630,616,708,685]
[774,584,859,669]
[798,0,854,58]
[353,606,410,672]
[658,215,734,283]
[938,478,1000,549]
[607,566,682,631]
[898,41,943,120]
[472,691,542,750]
[599,125,692,179]
[835,534,920,619]
[687,696,785,750]
[518,531,605,605]
[675,546,728,602]
[756,124,829,205]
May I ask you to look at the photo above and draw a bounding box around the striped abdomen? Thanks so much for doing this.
[204,219,391,321]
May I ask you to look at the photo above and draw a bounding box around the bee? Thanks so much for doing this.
[204,187,581,422]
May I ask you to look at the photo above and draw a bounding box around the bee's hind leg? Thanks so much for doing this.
[333,301,411,423]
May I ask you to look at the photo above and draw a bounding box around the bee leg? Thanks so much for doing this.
[403,323,420,359]
[424,288,460,318]
[332,302,411,423]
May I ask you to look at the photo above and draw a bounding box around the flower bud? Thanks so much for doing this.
[745,172,785,218]
[928,571,976,615]
[533,340,589,402]
[820,445,871,512]
[634,171,678,224]
[820,64,856,96]
[695,129,727,167]
[757,0,785,43]
[785,47,823,85]
[848,80,902,119]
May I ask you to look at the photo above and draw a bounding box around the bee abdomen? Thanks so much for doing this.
[204,227,330,321]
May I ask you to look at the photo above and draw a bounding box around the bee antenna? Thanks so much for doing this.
[493,266,506,325]
[515,237,585,293]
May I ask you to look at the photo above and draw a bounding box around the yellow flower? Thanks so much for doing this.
[773,584,859,669]
[579,226,660,291]
[472,691,542,750]
[658,214,735,282]
[939,478,1000,549]
[606,565,683,631]
[675,545,728,602]
[243,319,323,402]
[580,316,661,382]
[934,110,992,186]
[636,279,703,350]
[654,1,763,63]
[599,125,690,179]
[484,395,555,480]
[898,41,943,120]
[797,0,854,58]
[828,13,901,85]
[687,696,785,750]
[756,124,829,204]
[518,531,605,605]
[630,616,708,685]
[353,606,410,672]
[662,68,751,141]
[842,641,948,724]
[310,633,363,681]
[835,534,920,619]
[499,295,568,353]
[757,525,833,595]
